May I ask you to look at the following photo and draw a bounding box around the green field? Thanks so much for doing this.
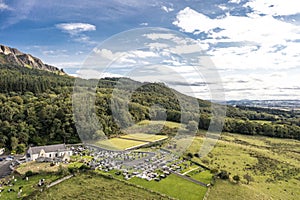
[185,133,300,200]
[129,174,208,200]
[30,173,170,200]
[120,133,168,142]
[137,120,182,129]
[188,170,213,184]
[0,173,62,200]
[96,137,149,150]
[123,120,182,136]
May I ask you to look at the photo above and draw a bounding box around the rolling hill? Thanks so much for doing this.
[0,44,299,153]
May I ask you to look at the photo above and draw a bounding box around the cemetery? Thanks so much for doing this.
[0,135,211,199]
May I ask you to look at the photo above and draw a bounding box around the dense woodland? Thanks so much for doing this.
[0,64,299,153]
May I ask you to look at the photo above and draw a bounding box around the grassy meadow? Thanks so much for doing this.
[16,162,67,175]
[137,120,182,129]
[129,174,208,200]
[186,133,300,200]
[120,133,168,142]
[30,173,170,200]
[0,173,62,200]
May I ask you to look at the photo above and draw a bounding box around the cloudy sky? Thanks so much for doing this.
[0,0,299,100]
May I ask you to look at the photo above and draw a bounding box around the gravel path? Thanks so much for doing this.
[46,174,74,188]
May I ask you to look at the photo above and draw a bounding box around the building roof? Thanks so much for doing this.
[28,144,68,154]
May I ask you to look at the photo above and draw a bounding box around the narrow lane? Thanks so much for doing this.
[0,160,12,178]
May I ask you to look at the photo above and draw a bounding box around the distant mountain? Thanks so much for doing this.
[226,99,300,111]
[0,44,65,74]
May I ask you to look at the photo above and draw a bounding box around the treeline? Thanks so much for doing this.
[0,92,79,153]
[0,64,74,94]
[0,64,299,153]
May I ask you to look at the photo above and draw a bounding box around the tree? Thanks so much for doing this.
[16,143,26,154]
[10,136,18,151]
[243,173,254,184]
[233,175,240,183]
[187,152,194,160]
[218,170,230,180]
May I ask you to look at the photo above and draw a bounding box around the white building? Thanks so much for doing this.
[27,144,72,161]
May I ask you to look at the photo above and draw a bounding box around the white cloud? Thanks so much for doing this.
[56,22,96,44]
[161,5,174,13]
[173,7,214,33]
[144,33,178,40]
[0,1,10,11]
[172,6,300,99]
[140,22,148,26]
[146,42,169,49]
[218,4,228,11]
[56,23,96,35]
[245,0,300,16]
[173,7,300,70]
[75,70,123,79]
[174,7,299,44]
[219,71,300,100]
[93,48,121,60]
[170,43,209,54]
[128,50,159,58]
[229,0,241,4]
[92,48,159,66]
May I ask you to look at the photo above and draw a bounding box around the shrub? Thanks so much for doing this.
[79,164,91,171]
[243,173,254,184]
[210,168,219,174]
[187,152,194,158]
[202,159,209,165]
[57,165,69,176]
[25,170,34,177]
[218,170,230,180]
[233,175,240,183]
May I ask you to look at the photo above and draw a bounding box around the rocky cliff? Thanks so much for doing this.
[0,44,65,74]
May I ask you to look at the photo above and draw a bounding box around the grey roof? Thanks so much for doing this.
[28,144,68,154]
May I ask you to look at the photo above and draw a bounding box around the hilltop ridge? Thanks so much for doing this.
[0,44,65,74]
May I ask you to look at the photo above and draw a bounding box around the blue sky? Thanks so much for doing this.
[0,0,299,100]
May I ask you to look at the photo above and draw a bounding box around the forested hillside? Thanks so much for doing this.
[0,64,299,153]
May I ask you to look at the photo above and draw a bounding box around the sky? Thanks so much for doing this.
[0,0,299,101]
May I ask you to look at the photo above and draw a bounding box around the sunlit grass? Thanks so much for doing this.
[120,133,168,142]
[96,138,148,150]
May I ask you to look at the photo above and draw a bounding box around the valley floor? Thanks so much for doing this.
[1,131,299,200]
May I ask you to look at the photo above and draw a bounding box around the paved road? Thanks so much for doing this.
[0,160,12,178]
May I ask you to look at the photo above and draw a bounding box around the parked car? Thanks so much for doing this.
[5,157,13,161]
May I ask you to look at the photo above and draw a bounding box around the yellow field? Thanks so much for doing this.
[120,133,168,142]
[96,138,149,150]
[137,120,182,128]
